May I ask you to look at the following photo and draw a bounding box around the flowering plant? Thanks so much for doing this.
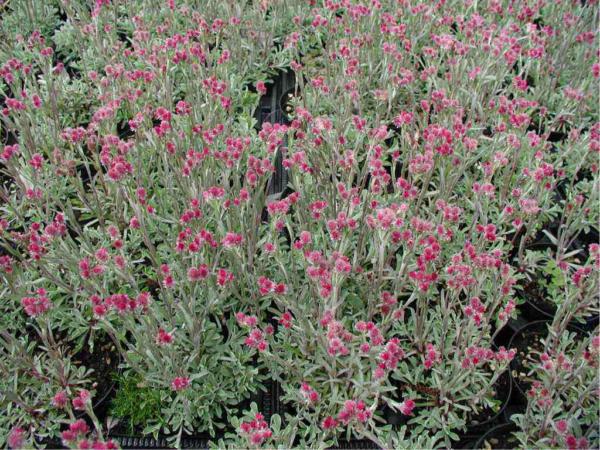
[0,0,598,448]
[511,330,599,449]
[0,328,109,448]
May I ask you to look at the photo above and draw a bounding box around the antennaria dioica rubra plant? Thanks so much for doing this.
[0,0,597,448]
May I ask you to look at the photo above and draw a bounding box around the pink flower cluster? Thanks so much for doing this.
[374,338,406,380]
[79,256,106,279]
[337,399,372,425]
[257,276,287,296]
[354,321,384,347]
[527,381,552,408]
[497,298,516,322]
[277,311,293,329]
[539,352,572,373]
[187,264,209,282]
[299,382,320,405]
[565,435,589,450]
[293,230,312,250]
[423,343,441,370]
[461,347,496,369]
[258,122,288,153]
[52,390,68,409]
[321,311,353,356]
[1,144,19,161]
[398,398,416,415]
[463,296,486,326]
[21,288,52,317]
[176,228,218,253]
[90,292,150,317]
[61,419,118,449]
[236,312,270,352]
[239,413,273,446]
[61,419,90,444]
[71,389,91,410]
[321,416,338,430]
[221,232,243,248]
[462,346,515,369]
[8,427,25,449]
[379,291,401,316]
[171,376,190,391]
[156,328,174,346]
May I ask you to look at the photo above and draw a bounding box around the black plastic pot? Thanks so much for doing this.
[509,222,594,268]
[518,293,599,330]
[111,434,210,449]
[473,423,518,449]
[508,320,586,402]
[331,440,380,449]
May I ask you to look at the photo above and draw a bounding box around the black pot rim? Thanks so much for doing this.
[473,422,517,449]
[520,294,555,320]
[518,291,599,327]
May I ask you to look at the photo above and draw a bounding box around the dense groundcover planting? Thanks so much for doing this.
[0,0,599,448]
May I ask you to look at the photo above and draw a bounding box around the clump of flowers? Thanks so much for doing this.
[239,413,273,447]
[0,0,598,448]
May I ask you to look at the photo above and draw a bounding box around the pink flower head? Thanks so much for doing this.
[52,390,68,408]
[221,232,243,248]
[216,268,234,286]
[321,416,338,430]
[171,377,190,391]
[21,291,52,317]
[72,389,91,410]
[256,81,267,95]
[8,427,25,449]
[423,343,441,369]
[95,247,110,263]
[239,412,272,446]
[28,153,43,170]
[156,328,174,346]
[277,311,293,329]
[337,399,372,425]
[398,399,415,415]
[61,419,90,443]
[554,419,568,435]
[244,327,268,352]
[299,383,320,405]
[236,312,258,328]
[566,435,578,450]
[187,264,209,282]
